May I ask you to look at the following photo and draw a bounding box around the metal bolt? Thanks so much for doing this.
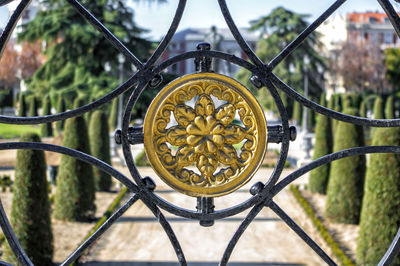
[196,42,211,51]
[289,126,297,141]
[250,181,264,195]
[142,176,156,192]
[249,74,263,89]
[114,129,122,144]
[149,74,163,88]
[196,197,215,227]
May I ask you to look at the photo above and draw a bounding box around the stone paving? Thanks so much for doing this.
[83,167,327,266]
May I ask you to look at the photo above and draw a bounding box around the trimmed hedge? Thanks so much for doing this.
[373,97,384,119]
[109,98,118,131]
[3,133,53,265]
[325,108,365,224]
[17,94,27,117]
[308,94,332,194]
[55,97,66,133]
[89,110,112,191]
[28,97,38,117]
[385,95,395,119]
[41,96,53,137]
[292,100,302,125]
[356,127,400,265]
[359,101,367,118]
[290,185,355,266]
[54,99,96,221]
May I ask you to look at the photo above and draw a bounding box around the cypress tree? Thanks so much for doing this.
[374,97,384,119]
[41,96,53,137]
[17,94,27,117]
[334,94,342,113]
[331,94,341,135]
[372,97,384,138]
[89,110,112,191]
[356,127,400,265]
[308,95,332,194]
[54,99,96,221]
[325,108,365,224]
[385,95,395,119]
[350,94,361,109]
[3,133,53,265]
[292,100,302,125]
[360,100,367,118]
[307,108,315,131]
[84,97,94,123]
[18,0,151,103]
[55,97,66,133]
[327,95,335,110]
[343,97,352,110]
[28,97,38,117]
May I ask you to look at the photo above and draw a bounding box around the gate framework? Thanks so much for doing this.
[1,0,400,265]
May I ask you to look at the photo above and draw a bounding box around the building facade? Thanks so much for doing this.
[162,27,258,76]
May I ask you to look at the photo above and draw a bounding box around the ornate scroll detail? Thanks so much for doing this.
[144,73,267,197]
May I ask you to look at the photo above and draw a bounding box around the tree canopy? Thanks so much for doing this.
[237,7,326,111]
[18,0,152,106]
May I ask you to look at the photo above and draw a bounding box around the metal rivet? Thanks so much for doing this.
[114,129,122,144]
[290,126,297,141]
[250,181,264,195]
[249,74,263,89]
[143,176,156,191]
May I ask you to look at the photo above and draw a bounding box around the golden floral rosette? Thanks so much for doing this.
[143,73,267,197]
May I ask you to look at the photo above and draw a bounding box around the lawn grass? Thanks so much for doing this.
[0,124,41,139]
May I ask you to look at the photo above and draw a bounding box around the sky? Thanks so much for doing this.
[1,0,400,40]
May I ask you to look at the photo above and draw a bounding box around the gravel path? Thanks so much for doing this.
[82,168,333,266]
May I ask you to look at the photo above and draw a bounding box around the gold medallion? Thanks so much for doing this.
[143,73,267,197]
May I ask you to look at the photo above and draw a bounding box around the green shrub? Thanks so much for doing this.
[41,96,53,137]
[385,95,395,119]
[356,127,400,265]
[373,97,384,119]
[55,97,66,133]
[359,101,367,118]
[109,98,118,130]
[54,99,96,221]
[331,94,342,134]
[89,110,112,191]
[84,97,94,123]
[17,94,27,117]
[325,108,365,224]
[3,133,53,265]
[308,95,332,194]
[28,97,38,117]
[334,94,342,112]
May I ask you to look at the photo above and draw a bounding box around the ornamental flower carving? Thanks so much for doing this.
[165,94,248,182]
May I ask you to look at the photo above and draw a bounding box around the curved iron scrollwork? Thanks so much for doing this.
[1,0,400,265]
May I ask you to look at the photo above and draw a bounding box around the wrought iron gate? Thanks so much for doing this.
[1,0,400,265]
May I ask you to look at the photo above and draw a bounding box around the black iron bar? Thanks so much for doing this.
[61,194,140,266]
[0,0,31,56]
[220,203,265,266]
[0,199,33,266]
[269,201,337,266]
